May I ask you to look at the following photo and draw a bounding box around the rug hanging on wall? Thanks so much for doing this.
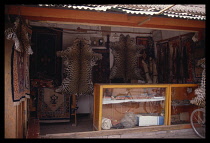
[8,16,32,106]
[11,45,30,106]
[92,49,110,83]
[38,88,70,122]
[181,36,195,83]
[156,42,170,83]
[156,34,195,84]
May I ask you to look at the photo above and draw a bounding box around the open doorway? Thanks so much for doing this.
[28,21,204,136]
[29,26,103,135]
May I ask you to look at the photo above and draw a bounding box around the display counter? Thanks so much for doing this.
[93,83,198,131]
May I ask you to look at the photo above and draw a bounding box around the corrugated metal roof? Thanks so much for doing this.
[37,4,206,20]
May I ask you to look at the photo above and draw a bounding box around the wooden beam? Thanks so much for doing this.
[6,5,205,31]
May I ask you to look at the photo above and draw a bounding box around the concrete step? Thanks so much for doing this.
[39,124,202,139]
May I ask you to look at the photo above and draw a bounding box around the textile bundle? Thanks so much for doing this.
[55,38,102,97]
[110,34,145,82]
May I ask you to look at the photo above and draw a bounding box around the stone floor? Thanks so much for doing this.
[26,118,40,138]
[40,114,93,135]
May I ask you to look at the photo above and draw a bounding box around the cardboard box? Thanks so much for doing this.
[136,115,164,126]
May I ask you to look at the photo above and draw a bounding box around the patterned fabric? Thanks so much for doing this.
[92,49,110,83]
[11,45,30,106]
[168,38,179,83]
[156,42,170,83]
[8,17,32,106]
[156,34,195,84]
[55,38,102,97]
[110,34,144,82]
[198,58,205,89]
[181,37,194,83]
[38,88,70,120]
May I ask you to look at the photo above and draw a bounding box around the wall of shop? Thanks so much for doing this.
[5,36,29,139]
[5,39,17,138]
[161,30,189,40]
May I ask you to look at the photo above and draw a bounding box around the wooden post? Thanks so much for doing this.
[71,94,77,126]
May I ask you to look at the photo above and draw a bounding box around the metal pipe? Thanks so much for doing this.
[63,27,152,34]
[156,4,176,15]
[138,16,152,26]
[31,21,152,35]
[138,4,176,26]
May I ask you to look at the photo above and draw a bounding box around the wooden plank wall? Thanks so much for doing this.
[5,29,29,138]
[93,84,101,130]
[4,38,17,138]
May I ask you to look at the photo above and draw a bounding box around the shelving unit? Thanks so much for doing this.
[103,97,165,104]
[93,84,170,131]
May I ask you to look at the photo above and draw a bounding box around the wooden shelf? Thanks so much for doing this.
[103,97,165,104]
[171,104,192,106]
[93,83,198,131]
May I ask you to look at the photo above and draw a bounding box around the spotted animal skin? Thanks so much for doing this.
[5,17,33,55]
[110,34,144,82]
[55,38,102,97]
[190,58,205,107]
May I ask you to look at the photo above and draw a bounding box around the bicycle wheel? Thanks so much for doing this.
[190,108,205,138]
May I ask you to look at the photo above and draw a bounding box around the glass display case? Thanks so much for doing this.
[93,84,170,131]
[168,84,199,125]
[93,83,198,131]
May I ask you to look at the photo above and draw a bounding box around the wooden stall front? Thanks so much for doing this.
[93,83,198,131]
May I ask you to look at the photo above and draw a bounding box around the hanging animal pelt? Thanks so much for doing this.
[55,38,102,97]
[5,16,33,55]
[190,58,205,107]
[110,34,145,82]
